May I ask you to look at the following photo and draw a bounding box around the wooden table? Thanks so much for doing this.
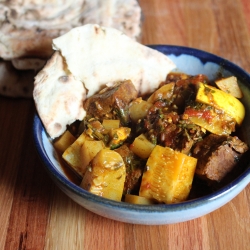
[1,0,250,249]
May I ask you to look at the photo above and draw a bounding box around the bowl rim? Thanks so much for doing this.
[33,45,250,214]
[149,45,250,83]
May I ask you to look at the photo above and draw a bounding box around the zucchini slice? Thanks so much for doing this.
[196,83,245,125]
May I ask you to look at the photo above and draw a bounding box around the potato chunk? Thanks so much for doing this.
[130,134,155,159]
[80,140,106,174]
[139,145,197,204]
[129,98,152,122]
[62,133,89,176]
[215,76,242,98]
[102,119,120,130]
[53,130,76,154]
[62,133,105,177]
[80,149,126,201]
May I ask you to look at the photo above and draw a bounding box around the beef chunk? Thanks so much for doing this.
[144,108,206,154]
[83,80,138,125]
[192,134,248,182]
[164,73,208,113]
[115,144,144,195]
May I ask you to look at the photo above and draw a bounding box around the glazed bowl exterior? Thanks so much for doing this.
[33,45,250,225]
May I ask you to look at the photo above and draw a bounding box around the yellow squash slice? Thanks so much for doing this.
[196,83,245,125]
[125,194,157,205]
[81,149,126,201]
[147,82,175,104]
[184,103,236,135]
[139,145,197,204]
[109,127,131,149]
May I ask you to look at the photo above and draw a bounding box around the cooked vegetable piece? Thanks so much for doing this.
[125,194,157,205]
[184,103,236,135]
[53,130,76,154]
[130,134,156,159]
[147,82,175,104]
[80,139,105,174]
[84,120,110,146]
[215,76,243,98]
[109,127,131,149]
[129,98,153,122]
[139,145,197,204]
[62,133,89,176]
[196,83,245,125]
[80,149,126,201]
[55,72,247,204]
[166,72,190,82]
[102,119,120,130]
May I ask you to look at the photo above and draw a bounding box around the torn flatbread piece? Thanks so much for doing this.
[33,52,86,138]
[0,0,141,61]
[52,24,176,97]
[12,58,46,71]
[0,0,142,98]
[34,24,176,139]
[81,0,141,41]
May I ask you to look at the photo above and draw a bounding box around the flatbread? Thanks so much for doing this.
[11,58,46,71]
[52,24,176,97]
[0,0,142,98]
[0,0,141,61]
[34,24,176,138]
[33,52,86,138]
[0,0,86,30]
[0,22,64,60]
[81,0,141,41]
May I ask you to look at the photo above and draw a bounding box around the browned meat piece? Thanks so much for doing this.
[83,80,138,125]
[144,107,206,154]
[163,73,208,113]
[115,144,144,195]
[192,134,249,182]
[228,136,249,153]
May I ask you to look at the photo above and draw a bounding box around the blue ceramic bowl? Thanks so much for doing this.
[33,45,250,225]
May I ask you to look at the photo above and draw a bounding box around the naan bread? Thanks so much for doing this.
[0,0,141,61]
[0,22,65,60]
[53,24,176,97]
[33,52,86,138]
[0,0,86,30]
[0,0,142,98]
[11,58,46,71]
[80,0,141,41]
[34,24,176,138]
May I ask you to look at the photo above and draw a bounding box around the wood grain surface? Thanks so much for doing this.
[1,0,250,249]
